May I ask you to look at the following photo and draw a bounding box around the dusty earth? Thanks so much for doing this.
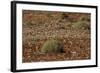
[22,10,91,63]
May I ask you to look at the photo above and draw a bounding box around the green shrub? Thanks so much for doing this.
[79,15,90,21]
[41,39,64,53]
[72,21,90,30]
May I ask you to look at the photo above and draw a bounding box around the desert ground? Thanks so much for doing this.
[22,10,91,63]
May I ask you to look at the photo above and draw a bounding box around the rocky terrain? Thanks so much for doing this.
[22,10,91,63]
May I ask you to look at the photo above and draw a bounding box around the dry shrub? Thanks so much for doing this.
[72,21,90,30]
[41,39,64,53]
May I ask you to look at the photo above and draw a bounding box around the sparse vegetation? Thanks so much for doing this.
[22,10,91,63]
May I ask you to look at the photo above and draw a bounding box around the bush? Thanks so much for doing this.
[41,39,64,53]
[79,15,90,21]
[72,21,90,30]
